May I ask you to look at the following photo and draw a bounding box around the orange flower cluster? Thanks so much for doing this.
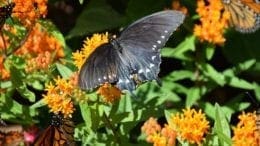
[194,0,230,45]
[97,83,122,103]
[141,117,177,146]
[16,23,64,58]
[43,76,76,117]
[0,56,9,80]
[15,22,64,72]
[232,112,259,146]
[170,108,209,145]
[12,0,47,27]
[26,51,51,72]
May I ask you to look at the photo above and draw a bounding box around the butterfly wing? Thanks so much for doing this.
[34,115,75,146]
[114,10,185,91]
[79,43,122,90]
[222,0,260,32]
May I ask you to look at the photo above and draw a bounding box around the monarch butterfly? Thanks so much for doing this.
[0,124,23,146]
[221,0,260,33]
[34,114,75,146]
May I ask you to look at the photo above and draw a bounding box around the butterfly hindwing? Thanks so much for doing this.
[79,43,122,90]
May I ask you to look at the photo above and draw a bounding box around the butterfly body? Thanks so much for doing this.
[222,0,260,32]
[79,10,185,92]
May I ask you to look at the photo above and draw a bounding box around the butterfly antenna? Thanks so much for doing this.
[245,92,259,107]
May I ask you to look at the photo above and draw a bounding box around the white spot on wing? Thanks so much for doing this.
[157,40,161,44]
[103,76,107,80]
[152,56,156,60]
[138,69,143,73]
[125,79,130,83]
[153,45,157,48]
[149,63,155,68]
[98,78,101,82]
[161,35,165,39]
[146,68,151,73]
[118,79,123,83]
[164,30,168,33]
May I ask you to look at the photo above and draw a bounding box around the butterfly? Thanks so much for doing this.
[0,2,14,29]
[34,114,75,146]
[78,10,185,92]
[0,124,23,146]
[221,0,260,33]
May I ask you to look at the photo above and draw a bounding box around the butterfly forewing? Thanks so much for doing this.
[222,0,260,32]
[114,10,185,91]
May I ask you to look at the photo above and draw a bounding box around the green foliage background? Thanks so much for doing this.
[1,0,260,145]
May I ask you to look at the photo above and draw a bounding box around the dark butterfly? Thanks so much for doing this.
[79,10,185,92]
[34,114,75,146]
[222,0,260,33]
[0,2,14,29]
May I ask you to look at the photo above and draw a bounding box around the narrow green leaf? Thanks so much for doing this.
[56,63,73,79]
[186,87,201,107]
[199,63,225,86]
[205,45,215,60]
[80,102,92,130]
[214,103,232,146]
[161,35,195,60]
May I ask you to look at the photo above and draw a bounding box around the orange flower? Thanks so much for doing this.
[232,111,259,146]
[0,56,10,80]
[12,0,47,27]
[16,23,64,58]
[97,83,122,103]
[170,108,210,145]
[171,0,188,15]
[43,76,75,117]
[141,117,177,146]
[194,0,230,45]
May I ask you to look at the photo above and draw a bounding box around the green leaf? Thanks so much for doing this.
[205,45,215,60]
[117,95,132,113]
[186,87,201,107]
[30,99,46,109]
[80,102,92,130]
[214,103,232,146]
[10,67,35,102]
[223,75,255,89]
[161,35,195,60]
[163,70,194,81]
[67,0,125,38]
[56,63,73,79]
[199,63,225,86]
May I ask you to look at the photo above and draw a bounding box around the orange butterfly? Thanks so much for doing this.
[222,0,260,33]
[34,115,75,146]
